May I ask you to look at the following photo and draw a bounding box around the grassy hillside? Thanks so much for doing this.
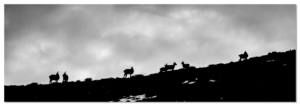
[5,50,296,102]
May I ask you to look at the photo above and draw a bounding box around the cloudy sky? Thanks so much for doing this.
[5,5,296,85]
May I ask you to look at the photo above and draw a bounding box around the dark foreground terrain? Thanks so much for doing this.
[5,50,296,102]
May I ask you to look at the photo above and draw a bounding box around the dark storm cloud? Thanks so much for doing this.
[5,5,296,85]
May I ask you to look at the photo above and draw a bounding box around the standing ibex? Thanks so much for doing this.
[62,71,69,83]
[124,66,134,78]
[239,51,248,61]
[181,61,190,69]
[163,62,177,71]
[49,72,60,84]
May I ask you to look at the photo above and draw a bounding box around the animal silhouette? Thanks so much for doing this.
[160,64,168,73]
[62,71,69,83]
[239,51,248,61]
[49,72,60,83]
[164,62,177,71]
[124,66,134,78]
[181,61,190,69]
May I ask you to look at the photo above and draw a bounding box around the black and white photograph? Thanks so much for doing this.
[4,4,296,102]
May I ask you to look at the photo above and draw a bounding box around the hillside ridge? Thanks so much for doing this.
[5,49,296,102]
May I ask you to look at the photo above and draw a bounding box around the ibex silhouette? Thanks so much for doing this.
[124,66,134,78]
[62,71,69,83]
[49,72,60,83]
[239,51,248,61]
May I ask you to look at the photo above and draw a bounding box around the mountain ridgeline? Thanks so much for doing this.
[5,50,296,102]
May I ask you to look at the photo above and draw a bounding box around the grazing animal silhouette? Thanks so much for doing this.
[124,66,134,78]
[181,61,190,69]
[49,72,60,83]
[62,71,69,83]
[165,62,177,71]
[239,51,248,61]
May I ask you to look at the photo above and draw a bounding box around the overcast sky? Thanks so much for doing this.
[5,5,296,85]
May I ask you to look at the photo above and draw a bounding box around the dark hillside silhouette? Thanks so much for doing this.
[5,50,296,102]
